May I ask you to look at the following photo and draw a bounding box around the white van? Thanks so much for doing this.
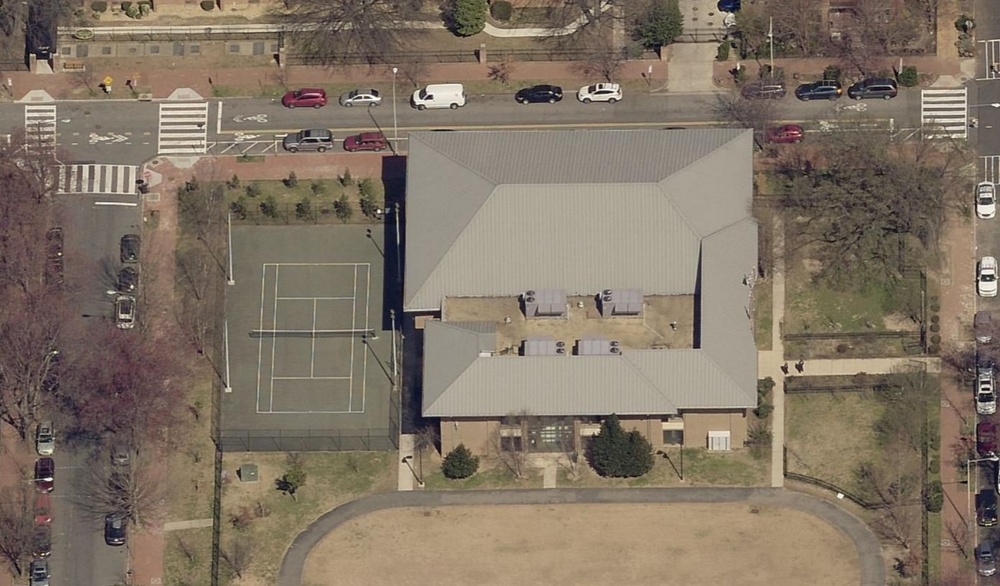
[411,83,466,110]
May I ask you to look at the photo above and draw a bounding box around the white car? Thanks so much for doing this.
[981,256,999,298]
[35,421,54,456]
[979,370,997,415]
[115,295,136,330]
[577,83,622,104]
[978,181,997,219]
[339,89,382,107]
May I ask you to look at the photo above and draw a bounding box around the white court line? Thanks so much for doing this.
[276,296,355,301]
[273,376,352,380]
[310,298,317,378]
[361,263,371,412]
[262,262,363,267]
[349,264,359,411]
[256,264,268,413]
[95,202,139,207]
[269,265,280,413]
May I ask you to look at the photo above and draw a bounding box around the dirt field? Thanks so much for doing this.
[301,503,860,586]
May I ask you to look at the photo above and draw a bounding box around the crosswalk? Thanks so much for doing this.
[920,88,967,140]
[24,105,57,151]
[157,102,208,154]
[57,164,138,195]
[983,156,1000,185]
[985,39,1000,80]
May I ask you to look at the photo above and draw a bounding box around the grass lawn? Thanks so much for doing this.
[755,276,773,350]
[225,177,385,226]
[219,452,396,584]
[164,527,213,586]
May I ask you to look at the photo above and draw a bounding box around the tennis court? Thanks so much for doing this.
[221,225,398,452]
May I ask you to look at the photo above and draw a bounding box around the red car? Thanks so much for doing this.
[281,88,327,109]
[765,124,804,144]
[980,420,998,457]
[34,493,51,525]
[343,132,389,153]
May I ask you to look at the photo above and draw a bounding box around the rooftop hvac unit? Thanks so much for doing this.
[525,296,535,303]
[610,347,621,354]
[610,340,620,347]
[526,290,536,297]
[556,341,566,348]
[603,289,612,296]
[556,348,566,355]
[602,295,613,302]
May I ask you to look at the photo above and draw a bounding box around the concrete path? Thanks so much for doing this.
[790,357,941,376]
[397,434,415,491]
[665,44,719,93]
[276,488,885,586]
[162,518,213,531]
[758,215,787,488]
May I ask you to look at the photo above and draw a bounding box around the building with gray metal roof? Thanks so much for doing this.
[404,129,759,454]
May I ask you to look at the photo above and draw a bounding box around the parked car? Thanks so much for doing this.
[44,256,63,287]
[115,295,136,330]
[343,132,388,153]
[980,370,998,416]
[717,0,740,12]
[740,80,786,100]
[111,442,131,466]
[847,77,899,100]
[339,88,382,107]
[981,540,998,577]
[104,513,126,546]
[35,421,54,456]
[577,83,622,104]
[34,493,52,525]
[120,234,140,263]
[978,182,997,219]
[980,256,999,298]
[282,129,334,153]
[118,266,138,293]
[765,124,804,144]
[515,84,564,104]
[411,83,466,110]
[794,80,843,101]
[981,490,999,527]
[978,311,994,345]
[45,227,63,259]
[281,88,327,109]
[33,525,52,557]
[29,558,49,586]
[34,457,54,493]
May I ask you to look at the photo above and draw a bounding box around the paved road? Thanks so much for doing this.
[277,488,885,586]
[0,90,922,164]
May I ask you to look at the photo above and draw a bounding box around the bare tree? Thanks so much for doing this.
[855,459,921,550]
[271,0,424,67]
[412,424,439,480]
[945,520,971,560]
[220,536,254,580]
[491,412,531,479]
[73,448,170,527]
[0,485,36,577]
[711,90,779,150]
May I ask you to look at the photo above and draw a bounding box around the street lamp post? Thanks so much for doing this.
[767,17,774,75]
[391,67,399,155]
[227,212,235,286]
[967,455,999,529]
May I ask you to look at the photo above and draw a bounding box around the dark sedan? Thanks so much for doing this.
[104,513,126,546]
[120,234,140,263]
[794,80,843,101]
[515,85,563,104]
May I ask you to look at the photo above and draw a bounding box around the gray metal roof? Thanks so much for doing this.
[411,129,758,417]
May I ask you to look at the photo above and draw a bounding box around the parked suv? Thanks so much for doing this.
[281,88,327,109]
[794,80,843,101]
[343,132,388,153]
[34,458,54,493]
[981,490,999,527]
[979,420,997,457]
[120,234,140,263]
[35,421,54,455]
[982,540,999,577]
[740,80,786,100]
[847,77,898,100]
[980,256,999,298]
[282,129,334,153]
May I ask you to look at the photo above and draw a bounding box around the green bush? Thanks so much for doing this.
[897,66,918,88]
[230,197,248,220]
[310,181,325,196]
[226,174,240,190]
[490,0,512,21]
[586,414,654,478]
[339,168,353,187]
[442,443,480,479]
[334,194,353,223]
[448,0,487,37]
[753,402,773,419]
[260,196,278,218]
[823,64,841,82]
[139,3,151,16]
[200,0,215,10]
[923,480,943,513]
[245,183,261,198]
[283,171,298,188]
[295,198,314,221]
[125,4,140,18]
[91,1,108,12]
[716,41,730,62]
[120,1,132,9]
[633,0,683,49]
[955,14,974,32]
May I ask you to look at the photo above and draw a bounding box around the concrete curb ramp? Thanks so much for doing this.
[277,487,885,586]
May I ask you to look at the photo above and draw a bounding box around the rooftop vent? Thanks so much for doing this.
[522,338,567,356]
[522,289,567,319]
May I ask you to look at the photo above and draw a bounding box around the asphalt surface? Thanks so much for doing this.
[0,90,923,164]
[276,488,886,586]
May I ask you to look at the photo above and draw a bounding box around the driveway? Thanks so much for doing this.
[277,487,885,586]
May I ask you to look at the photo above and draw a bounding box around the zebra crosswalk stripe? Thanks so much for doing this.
[920,88,968,140]
[157,102,208,155]
[983,156,1000,185]
[57,164,138,195]
[24,105,57,151]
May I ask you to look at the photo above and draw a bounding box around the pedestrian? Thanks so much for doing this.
[780,363,789,375]
[795,359,804,373]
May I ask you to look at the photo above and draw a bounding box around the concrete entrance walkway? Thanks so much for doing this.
[665,44,719,93]
[277,487,884,586]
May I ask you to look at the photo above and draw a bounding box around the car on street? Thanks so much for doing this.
[717,0,740,12]
[33,525,52,557]
[794,80,843,101]
[339,88,382,107]
[740,80,786,100]
[765,124,804,144]
[978,311,994,344]
[281,88,327,109]
[120,234,140,263]
[978,182,997,219]
[979,421,997,457]
[981,490,999,527]
[282,129,334,153]
[343,132,389,153]
[45,227,63,259]
[34,493,52,525]
[118,266,138,293]
[104,513,127,546]
[847,77,898,100]
[577,83,622,104]
[115,295,136,330]
[34,457,54,493]
[980,256,999,298]
[35,421,54,455]
[111,442,131,466]
[29,559,49,586]
[980,370,998,416]
[981,540,998,577]
[515,84,564,104]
